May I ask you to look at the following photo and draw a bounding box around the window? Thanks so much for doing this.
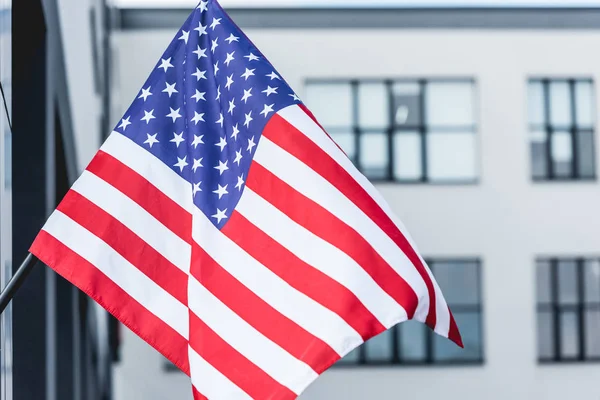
[536,258,600,362]
[337,259,483,366]
[528,79,596,181]
[305,79,478,183]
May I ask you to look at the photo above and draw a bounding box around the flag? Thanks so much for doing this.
[30,0,462,398]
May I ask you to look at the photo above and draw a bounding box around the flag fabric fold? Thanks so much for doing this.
[30,0,462,398]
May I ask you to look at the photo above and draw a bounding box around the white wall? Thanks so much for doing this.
[112,27,600,400]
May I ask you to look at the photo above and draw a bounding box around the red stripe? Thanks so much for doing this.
[263,113,440,332]
[189,311,296,400]
[223,212,386,343]
[190,241,339,373]
[30,231,190,375]
[56,190,188,306]
[448,308,464,348]
[247,163,419,321]
[86,151,192,243]
[192,387,208,400]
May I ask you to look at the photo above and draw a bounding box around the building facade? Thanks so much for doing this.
[111,6,600,400]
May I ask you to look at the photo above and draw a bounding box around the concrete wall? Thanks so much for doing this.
[111,27,600,400]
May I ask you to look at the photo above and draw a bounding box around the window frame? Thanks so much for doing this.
[536,257,600,364]
[305,77,479,185]
[528,78,597,182]
[334,258,484,368]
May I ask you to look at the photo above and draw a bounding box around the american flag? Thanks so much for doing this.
[30,0,462,398]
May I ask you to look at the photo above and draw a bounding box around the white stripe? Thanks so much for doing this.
[278,106,448,332]
[43,211,189,338]
[72,170,191,275]
[254,136,430,320]
[101,132,193,212]
[237,188,407,328]
[189,346,251,400]
[188,278,318,395]
[192,208,362,357]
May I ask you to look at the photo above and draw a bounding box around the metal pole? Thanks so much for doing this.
[0,253,39,314]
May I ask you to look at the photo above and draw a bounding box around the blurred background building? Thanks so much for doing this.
[2,0,600,399]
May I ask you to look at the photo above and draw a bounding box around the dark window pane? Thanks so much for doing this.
[584,260,600,304]
[536,260,552,304]
[398,321,426,362]
[537,311,555,360]
[433,312,481,362]
[329,131,356,163]
[359,132,388,179]
[305,83,353,128]
[557,260,578,305]
[364,328,393,363]
[393,131,422,181]
[551,131,574,178]
[560,311,579,359]
[431,261,479,306]
[576,130,595,178]
[337,346,360,365]
[585,310,600,358]
[358,82,388,129]
[392,82,421,127]
[530,130,548,179]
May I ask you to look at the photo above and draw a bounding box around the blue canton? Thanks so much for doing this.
[113,0,302,229]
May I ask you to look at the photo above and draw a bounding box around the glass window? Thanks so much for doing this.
[536,258,600,362]
[306,79,477,183]
[528,79,596,181]
[335,259,483,366]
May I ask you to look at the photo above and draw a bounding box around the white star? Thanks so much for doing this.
[163,82,178,97]
[194,22,207,36]
[241,88,253,103]
[213,184,229,199]
[215,136,227,151]
[225,74,234,90]
[213,61,220,76]
[228,99,236,115]
[192,135,204,148]
[233,149,243,166]
[141,110,155,124]
[214,160,229,175]
[193,45,207,59]
[211,38,219,53]
[231,124,240,140]
[118,116,131,130]
[191,111,205,125]
[192,68,207,81]
[192,158,203,172]
[144,133,159,148]
[166,107,182,123]
[158,58,173,72]
[170,132,185,148]
[262,86,278,96]
[216,85,221,101]
[210,17,222,30]
[241,68,255,80]
[267,71,280,80]
[235,175,245,191]
[244,111,253,128]
[289,93,301,102]
[225,34,239,44]
[244,53,259,61]
[197,0,208,12]
[174,156,188,172]
[211,208,228,224]
[247,136,256,153]
[216,113,224,127]
[138,87,152,102]
[191,89,206,102]
[224,52,235,66]
[178,30,189,44]
[260,104,275,118]
[192,181,202,197]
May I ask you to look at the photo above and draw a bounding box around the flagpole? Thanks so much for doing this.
[0,253,39,314]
